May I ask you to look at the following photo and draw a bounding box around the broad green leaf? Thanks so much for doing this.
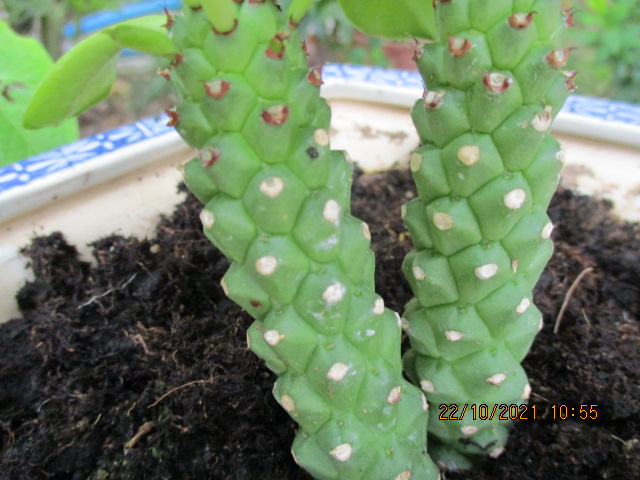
[337,0,436,39]
[24,15,177,129]
[0,19,78,166]
[23,30,122,128]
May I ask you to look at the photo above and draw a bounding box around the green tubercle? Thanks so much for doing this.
[404,0,573,469]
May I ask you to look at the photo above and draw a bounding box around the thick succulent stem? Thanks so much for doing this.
[402,0,573,469]
[167,2,439,478]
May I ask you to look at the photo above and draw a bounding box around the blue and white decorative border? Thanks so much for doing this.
[0,116,171,193]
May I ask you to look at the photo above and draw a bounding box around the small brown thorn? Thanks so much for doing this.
[509,12,536,29]
[250,301,263,308]
[563,8,579,27]
[308,67,323,86]
[448,36,472,57]
[483,72,513,93]
[289,17,300,29]
[162,7,174,29]
[546,48,574,68]
[411,39,422,61]
[423,90,444,109]
[165,109,180,127]
[171,53,184,67]
[199,148,221,168]
[204,80,231,99]
[261,105,289,126]
[563,70,578,92]
[266,32,290,59]
[157,68,171,81]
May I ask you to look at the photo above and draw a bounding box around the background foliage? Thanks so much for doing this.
[0,19,78,166]
[567,0,640,104]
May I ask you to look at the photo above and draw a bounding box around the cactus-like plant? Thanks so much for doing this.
[22,0,575,477]
[401,0,573,469]
[171,2,439,479]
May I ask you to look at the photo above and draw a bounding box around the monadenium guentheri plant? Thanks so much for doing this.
[401,0,573,470]
[22,0,575,478]
[172,2,438,478]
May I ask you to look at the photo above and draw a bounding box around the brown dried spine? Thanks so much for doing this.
[483,72,513,93]
[448,36,473,57]
[165,109,180,127]
[261,105,289,126]
[423,90,444,110]
[509,12,535,29]
[204,80,231,99]
[307,67,323,86]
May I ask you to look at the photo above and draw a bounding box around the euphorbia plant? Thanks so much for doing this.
[23,0,573,477]
[401,0,574,469]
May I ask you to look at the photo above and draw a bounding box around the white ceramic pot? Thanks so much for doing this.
[1,65,639,322]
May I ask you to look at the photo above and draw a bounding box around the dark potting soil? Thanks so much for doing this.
[1,168,638,480]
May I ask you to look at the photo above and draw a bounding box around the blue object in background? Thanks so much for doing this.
[63,0,183,38]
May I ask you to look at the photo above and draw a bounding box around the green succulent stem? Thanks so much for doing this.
[170,2,439,478]
[402,0,572,470]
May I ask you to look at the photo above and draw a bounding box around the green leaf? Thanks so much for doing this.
[0,19,78,166]
[337,0,436,39]
[24,15,177,129]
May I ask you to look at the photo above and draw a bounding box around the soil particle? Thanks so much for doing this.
[1,169,638,479]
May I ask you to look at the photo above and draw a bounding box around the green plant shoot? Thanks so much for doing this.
[171,3,439,478]
[23,15,178,129]
[401,0,573,470]
[0,19,78,166]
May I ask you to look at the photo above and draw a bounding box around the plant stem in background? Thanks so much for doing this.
[173,1,439,478]
[402,0,574,470]
[39,0,66,59]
